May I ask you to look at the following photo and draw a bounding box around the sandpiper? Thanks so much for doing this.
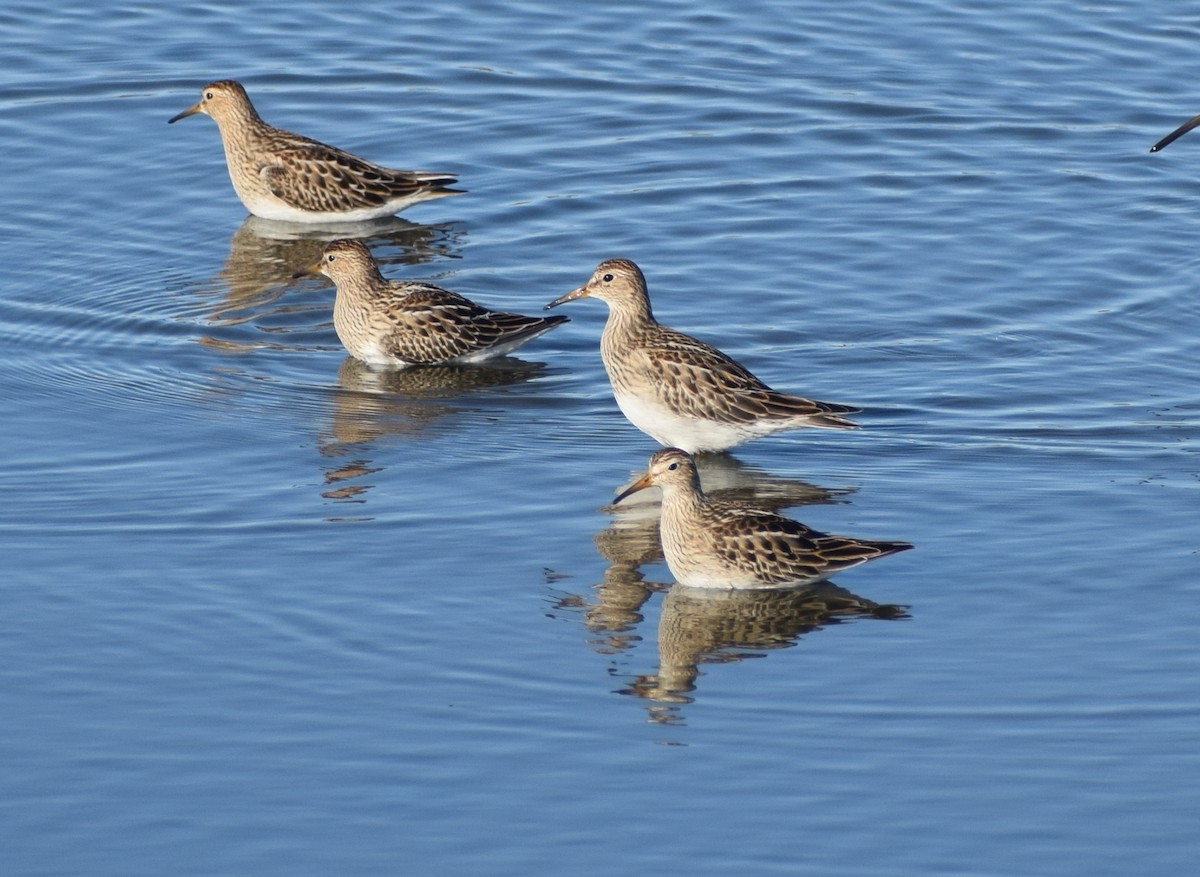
[169,80,462,222]
[546,259,859,453]
[305,239,566,367]
[614,448,911,589]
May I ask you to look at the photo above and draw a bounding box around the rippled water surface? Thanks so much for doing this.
[2,2,1198,875]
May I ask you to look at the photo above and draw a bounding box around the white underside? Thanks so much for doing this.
[667,568,828,589]
[666,566,765,589]
[612,388,781,453]
[240,192,428,224]
[352,341,416,367]
[671,575,829,591]
[348,334,546,368]
[450,335,542,364]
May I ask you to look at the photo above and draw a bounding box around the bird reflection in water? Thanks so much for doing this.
[627,582,907,725]
[551,454,852,649]
[548,455,908,724]
[318,356,548,506]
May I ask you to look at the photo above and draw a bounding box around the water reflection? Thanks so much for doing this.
[317,356,548,506]
[550,456,908,723]
[205,214,466,329]
[629,583,908,724]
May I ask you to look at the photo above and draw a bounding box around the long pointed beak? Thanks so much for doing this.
[292,260,325,280]
[613,470,654,505]
[168,102,203,124]
[1150,113,1200,153]
[545,285,590,310]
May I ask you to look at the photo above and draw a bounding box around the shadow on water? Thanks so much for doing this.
[548,454,909,724]
[628,583,908,725]
[317,356,550,507]
[198,214,467,343]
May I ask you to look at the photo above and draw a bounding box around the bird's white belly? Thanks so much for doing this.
[237,189,402,224]
[449,333,543,364]
[337,333,414,368]
[339,334,531,368]
[611,388,751,453]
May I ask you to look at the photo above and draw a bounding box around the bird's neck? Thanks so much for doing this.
[213,105,269,147]
[660,481,707,520]
[335,273,388,307]
[601,295,655,340]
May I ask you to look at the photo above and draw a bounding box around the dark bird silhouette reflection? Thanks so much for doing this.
[318,356,548,505]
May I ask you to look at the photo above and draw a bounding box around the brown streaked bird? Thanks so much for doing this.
[305,239,567,367]
[169,80,462,222]
[614,448,911,589]
[1150,111,1200,153]
[546,258,859,453]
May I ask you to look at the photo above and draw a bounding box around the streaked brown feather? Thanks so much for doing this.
[554,258,860,451]
[625,448,912,588]
[171,80,462,221]
[317,240,565,365]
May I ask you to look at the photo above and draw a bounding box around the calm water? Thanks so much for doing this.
[1,1,1197,875]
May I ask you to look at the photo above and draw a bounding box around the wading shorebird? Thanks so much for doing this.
[547,259,859,453]
[614,448,912,589]
[169,80,462,222]
[306,239,567,367]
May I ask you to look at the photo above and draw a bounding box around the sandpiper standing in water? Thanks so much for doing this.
[614,448,911,589]
[305,239,567,367]
[547,259,859,453]
[169,80,462,222]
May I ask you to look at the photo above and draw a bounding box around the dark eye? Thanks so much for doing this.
[602,273,613,283]
[667,462,678,471]
[205,91,214,100]
[326,254,336,262]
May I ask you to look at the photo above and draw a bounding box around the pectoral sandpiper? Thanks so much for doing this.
[614,448,911,589]
[169,80,462,222]
[306,239,567,367]
[546,259,859,453]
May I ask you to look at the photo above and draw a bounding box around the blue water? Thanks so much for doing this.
[1,1,1197,875]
